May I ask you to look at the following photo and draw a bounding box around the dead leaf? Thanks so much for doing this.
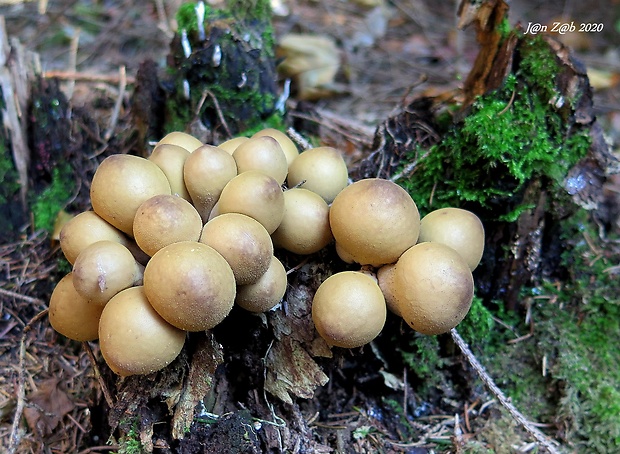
[23,377,75,437]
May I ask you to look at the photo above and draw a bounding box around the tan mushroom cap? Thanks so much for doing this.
[59,211,132,265]
[98,286,186,376]
[329,178,420,267]
[90,154,171,236]
[156,131,203,152]
[217,170,285,234]
[200,213,274,285]
[183,144,238,222]
[143,241,236,331]
[287,146,348,203]
[394,242,474,335]
[312,271,387,348]
[218,136,249,154]
[236,255,287,313]
[418,207,485,270]
[232,136,288,185]
[149,143,192,201]
[271,188,333,255]
[72,240,144,306]
[377,263,401,316]
[252,128,299,167]
[48,273,104,342]
[133,194,203,257]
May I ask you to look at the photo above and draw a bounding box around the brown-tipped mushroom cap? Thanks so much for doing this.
[418,207,485,270]
[394,242,474,335]
[232,136,288,185]
[218,136,249,154]
[200,213,273,285]
[252,128,299,167]
[133,194,203,257]
[59,211,132,265]
[236,255,287,313]
[183,144,238,222]
[98,286,186,376]
[287,146,348,203]
[49,273,104,341]
[329,178,420,267]
[271,188,333,255]
[312,271,386,348]
[149,143,192,201]
[72,240,144,305]
[217,170,285,234]
[156,131,203,152]
[90,154,171,236]
[143,241,236,331]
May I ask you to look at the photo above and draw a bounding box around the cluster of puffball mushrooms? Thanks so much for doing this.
[48,128,485,377]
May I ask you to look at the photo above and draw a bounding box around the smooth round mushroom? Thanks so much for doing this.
[218,136,249,154]
[232,136,288,185]
[143,241,236,331]
[149,143,192,201]
[394,242,474,335]
[48,273,104,342]
[377,263,401,316]
[133,194,203,257]
[287,146,349,203]
[90,154,171,236]
[252,128,299,167]
[156,131,203,152]
[329,178,420,266]
[236,255,287,313]
[183,144,238,222]
[271,188,333,255]
[98,286,186,376]
[59,211,132,265]
[200,213,273,285]
[312,271,386,348]
[72,240,144,306]
[217,170,285,234]
[418,207,485,270]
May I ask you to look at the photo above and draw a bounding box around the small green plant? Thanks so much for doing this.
[30,164,75,233]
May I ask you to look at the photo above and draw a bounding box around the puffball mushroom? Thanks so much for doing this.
[271,188,333,255]
[217,170,285,234]
[72,240,144,306]
[59,210,133,265]
[394,242,474,335]
[156,131,203,152]
[287,146,349,203]
[143,241,236,331]
[183,144,238,222]
[232,136,288,185]
[98,286,186,376]
[312,271,387,348]
[149,143,192,201]
[418,207,485,270]
[377,263,401,316]
[236,255,287,313]
[48,273,104,342]
[133,194,203,257]
[218,136,249,154]
[252,128,299,167]
[329,178,420,266]
[90,154,171,236]
[200,213,274,285]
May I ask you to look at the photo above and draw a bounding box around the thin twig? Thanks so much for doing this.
[104,65,127,141]
[0,287,46,306]
[197,88,233,139]
[43,70,136,85]
[8,309,49,454]
[450,328,563,454]
[82,341,114,409]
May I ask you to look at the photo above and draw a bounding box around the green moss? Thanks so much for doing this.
[30,164,75,233]
[0,140,20,205]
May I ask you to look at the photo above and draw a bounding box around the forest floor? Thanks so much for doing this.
[1,0,620,453]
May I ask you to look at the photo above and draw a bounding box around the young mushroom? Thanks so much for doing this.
[156,131,203,152]
[48,273,104,342]
[148,143,192,201]
[235,255,287,313]
[98,286,186,376]
[394,242,474,335]
[287,146,349,203]
[232,136,288,185]
[143,241,236,331]
[329,178,420,267]
[312,271,387,348]
[252,128,299,167]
